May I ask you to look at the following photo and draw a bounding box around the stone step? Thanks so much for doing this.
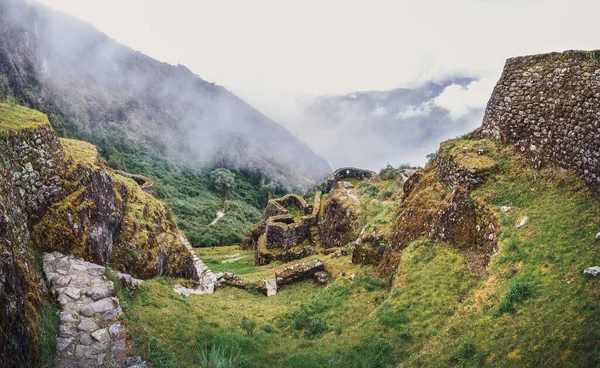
[43,252,148,368]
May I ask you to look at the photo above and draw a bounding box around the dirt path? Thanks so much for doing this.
[209,208,226,225]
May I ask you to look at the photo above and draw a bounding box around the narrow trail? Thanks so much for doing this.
[209,208,226,225]
[43,252,147,368]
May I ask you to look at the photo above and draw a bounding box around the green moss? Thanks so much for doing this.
[60,138,100,167]
[0,103,49,132]
[439,138,499,171]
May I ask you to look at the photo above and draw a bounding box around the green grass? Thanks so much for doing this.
[60,138,100,166]
[39,304,60,368]
[0,103,49,132]
[119,142,600,367]
[411,150,600,367]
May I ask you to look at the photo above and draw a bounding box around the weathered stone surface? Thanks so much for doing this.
[516,216,529,229]
[275,260,326,288]
[320,182,361,249]
[352,231,386,266]
[172,233,217,297]
[80,298,117,317]
[476,50,600,196]
[264,192,321,250]
[92,328,112,343]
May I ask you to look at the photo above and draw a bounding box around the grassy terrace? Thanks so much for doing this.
[0,103,49,131]
[60,138,100,167]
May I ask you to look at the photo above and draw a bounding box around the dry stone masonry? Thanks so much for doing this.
[173,233,217,297]
[326,167,376,192]
[264,192,321,250]
[43,252,147,368]
[478,50,600,195]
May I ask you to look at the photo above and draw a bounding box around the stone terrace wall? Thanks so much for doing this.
[326,167,376,192]
[478,50,600,194]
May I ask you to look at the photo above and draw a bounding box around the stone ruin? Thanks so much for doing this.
[112,169,158,197]
[326,167,376,192]
[475,50,600,196]
[264,193,321,250]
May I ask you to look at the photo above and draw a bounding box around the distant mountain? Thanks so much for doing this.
[0,0,330,190]
[285,78,488,170]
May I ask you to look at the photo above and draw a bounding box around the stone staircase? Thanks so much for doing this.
[173,233,218,297]
[43,252,148,368]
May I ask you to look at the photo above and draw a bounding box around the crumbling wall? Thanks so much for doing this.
[263,192,321,250]
[477,50,600,195]
[326,167,376,192]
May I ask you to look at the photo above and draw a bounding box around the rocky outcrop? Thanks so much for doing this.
[476,50,600,195]
[0,104,200,365]
[42,252,148,368]
[112,170,157,198]
[33,164,123,265]
[379,167,499,276]
[352,231,387,266]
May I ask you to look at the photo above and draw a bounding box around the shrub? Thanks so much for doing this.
[240,317,257,337]
[496,280,535,316]
[196,344,242,368]
[260,323,275,334]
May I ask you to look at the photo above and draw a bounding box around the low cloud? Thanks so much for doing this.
[434,77,497,120]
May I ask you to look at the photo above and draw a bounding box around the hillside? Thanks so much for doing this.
[0,0,329,246]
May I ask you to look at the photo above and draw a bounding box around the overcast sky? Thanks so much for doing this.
[33,0,600,168]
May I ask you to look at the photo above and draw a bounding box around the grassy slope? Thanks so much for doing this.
[0,102,49,131]
[119,141,600,367]
[411,144,600,367]
[114,151,267,247]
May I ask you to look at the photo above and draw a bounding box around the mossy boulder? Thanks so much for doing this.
[319,181,362,249]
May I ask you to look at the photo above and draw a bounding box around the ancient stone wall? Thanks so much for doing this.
[477,50,600,195]
[3,124,66,216]
[326,167,376,192]
[0,151,42,367]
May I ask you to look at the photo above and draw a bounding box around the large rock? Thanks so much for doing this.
[319,181,362,249]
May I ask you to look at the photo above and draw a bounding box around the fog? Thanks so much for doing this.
[1,0,331,190]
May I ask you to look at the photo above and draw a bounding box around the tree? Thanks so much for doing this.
[209,168,235,198]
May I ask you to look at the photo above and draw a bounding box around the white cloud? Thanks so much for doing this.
[372,104,387,117]
[396,102,433,119]
[434,77,497,120]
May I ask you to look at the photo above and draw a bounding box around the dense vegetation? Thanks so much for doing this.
[101,147,282,247]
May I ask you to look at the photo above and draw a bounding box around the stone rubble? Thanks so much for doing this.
[516,216,529,229]
[43,252,148,368]
[584,266,600,277]
[172,233,217,297]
